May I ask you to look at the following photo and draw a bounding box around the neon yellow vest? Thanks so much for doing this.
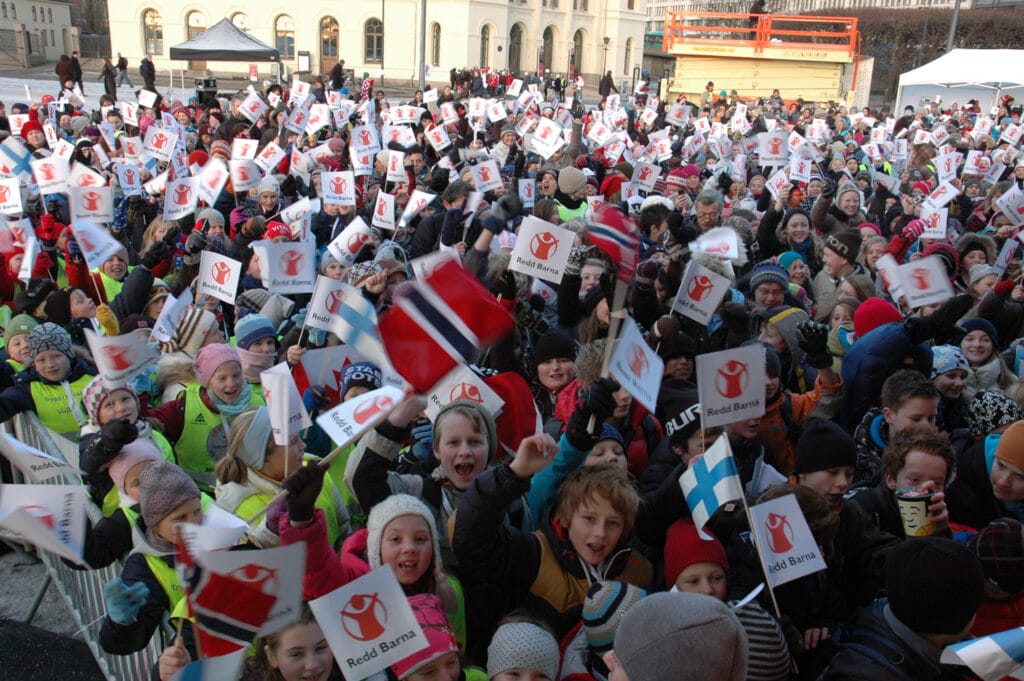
[557,201,587,223]
[29,373,92,439]
[6,358,24,373]
[142,496,216,621]
[174,385,264,491]
[89,266,134,302]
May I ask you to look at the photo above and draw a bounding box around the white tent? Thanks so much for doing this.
[896,49,1024,113]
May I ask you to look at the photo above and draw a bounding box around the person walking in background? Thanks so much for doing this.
[99,57,116,100]
[598,70,618,100]
[70,51,84,93]
[139,54,156,92]
[116,52,132,88]
[55,54,73,91]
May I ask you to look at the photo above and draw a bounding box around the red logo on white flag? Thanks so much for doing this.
[715,360,749,399]
[529,232,558,260]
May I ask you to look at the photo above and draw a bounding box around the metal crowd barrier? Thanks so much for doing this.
[3,412,163,681]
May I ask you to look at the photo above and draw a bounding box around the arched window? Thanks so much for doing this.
[430,23,440,67]
[509,23,523,73]
[542,26,554,69]
[480,25,490,68]
[275,15,295,60]
[364,18,382,63]
[30,6,35,21]
[320,16,339,59]
[10,3,14,20]
[2,5,7,21]
[231,12,250,33]
[624,38,632,75]
[142,9,162,54]
[47,7,50,22]
[572,30,583,76]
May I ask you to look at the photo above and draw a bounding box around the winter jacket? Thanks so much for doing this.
[810,194,867,237]
[452,463,653,642]
[0,358,96,439]
[852,407,888,487]
[946,436,1010,530]
[278,509,371,601]
[759,374,843,476]
[972,592,1024,638]
[980,287,1024,352]
[812,262,866,323]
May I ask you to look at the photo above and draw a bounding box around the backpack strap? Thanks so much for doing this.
[833,626,916,681]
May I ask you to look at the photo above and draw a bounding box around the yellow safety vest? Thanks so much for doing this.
[29,373,92,440]
[174,385,264,492]
[88,266,134,302]
[557,201,587,223]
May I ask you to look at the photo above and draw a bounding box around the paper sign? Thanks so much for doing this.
[316,386,405,447]
[470,160,503,193]
[30,157,69,195]
[306,275,350,333]
[399,190,436,228]
[0,484,86,565]
[518,179,536,208]
[996,185,1024,227]
[897,255,954,309]
[327,216,374,267]
[609,317,665,413]
[252,240,316,294]
[197,251,243,305]
[163,177,199,221]
[142,126,177,162]
[177,507,250,555]
[151,289,193,344]
[229,159,261,192]
[994,238,1020,278]
[749,492,828,588]
[632,163,661,192]
[371,192,396,231]
[759,130,789,166]
[71,218,120,269]
[875,253,904,302]
[322,171,357,207]
[260,362,312,446]
[923,181,958,211]
[689,228,740,261]
[673,260,731,324]
[424,125,451,153]
[85,328,161,389]
[255,142,286,174]
[231,138,258,161]
[425,365,505,422]
[696,344,766,428]
[0,177,21,216]
[508,217,574,285]
[0,431,79,482]
[920,205,948,239]
[386,150,407,184]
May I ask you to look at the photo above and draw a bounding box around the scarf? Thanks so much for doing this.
[210,381,254,419]
[236,347,276,382]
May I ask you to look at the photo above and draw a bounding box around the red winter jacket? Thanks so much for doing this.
[278,509,366,601]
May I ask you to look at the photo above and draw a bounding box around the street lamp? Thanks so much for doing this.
[602,36,610,73]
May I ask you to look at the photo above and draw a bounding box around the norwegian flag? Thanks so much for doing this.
[176,539,276,657]
[586,204,639,284]
[378,260,514,392]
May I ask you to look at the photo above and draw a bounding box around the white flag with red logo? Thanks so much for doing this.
[371,192,396,231]
[518,179,536,209]
[749,492,827,588]
[609,317,665,413]
[0,431,79,482]
[0,484,86,566]
[71,218,120,269]
[252,239,316,294]
[163,177,200,221]
[197,158,230,206]
[316,385,406,448]
[84,328,160,389]
[327,216,374,268]
[896,255,954,309]
[321,171,356,207]
[996,184,1024,227]
[30,156,69,195]
[114,161,144,197]
[239,91,269,124]
[470,160,503,193]
[255,142,286,174]
[68,158,106,188]
[923,181,959,212]
[0,177,22,216]
[424,125,451,153]
[229,159,261,191]
[260,362,312,446]
[398,190,436,228]
[16,234,38,282]
[231,138,258,161]
[673,260,731,325]
[143,126,178,162]
[425,364,505,422]
[151,289,193,344]
[350,125,381,157]
[759,130,789,166]
[306,275,349,333]
[197,251,242,304]
[920,205,948,239]
[696,344,766,429]
[385,150,407,184]
[509,216,574,285]
[631,162,661,192]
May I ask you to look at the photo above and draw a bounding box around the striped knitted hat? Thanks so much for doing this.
[583,580,647,653]
[159,306,217,357]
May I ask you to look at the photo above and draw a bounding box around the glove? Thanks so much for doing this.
[564,245,592,277]
[797,321,832,369]
[491,269,517,300]
[99,418,138,455]
[565,377,620,450]
[481,214,505,235]
[573,155,588,169]
[902,219,926,240]
[995,278,1016,298]
[103,578,149,625]
[905,294,974,345]
[720,302,751,336]
[265,495,288,537]
[302,385,329,414]
[183,231,206,255]
[440,207,466,245]
[66,237,83,264]
[282,464,326,524]
[140,241,170,270]
[820,178,837,198]
[491,194,522,223]
[410,420,434,462]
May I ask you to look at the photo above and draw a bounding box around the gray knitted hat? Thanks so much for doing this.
[27,322,74,362]
[486,621,560,681]
[138,460,200,530]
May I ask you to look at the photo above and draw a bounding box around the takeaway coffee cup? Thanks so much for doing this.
[896,487,936,537]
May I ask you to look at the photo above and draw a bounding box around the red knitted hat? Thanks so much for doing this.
[853,296,903,339]
[664,518,729,588]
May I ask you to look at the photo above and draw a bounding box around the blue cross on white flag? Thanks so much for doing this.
[941,627,1024,680]
[679,435,744,540]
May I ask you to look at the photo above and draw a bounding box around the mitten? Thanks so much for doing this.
[282,464,326,524]
[98,418,138,455]
[103,578,149,625]
[565,377,620,450]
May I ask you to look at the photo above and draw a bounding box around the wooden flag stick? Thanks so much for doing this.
[587,275,630,434]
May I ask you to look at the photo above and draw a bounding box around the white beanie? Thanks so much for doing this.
[366,494,444,586]
[486,621,560,680]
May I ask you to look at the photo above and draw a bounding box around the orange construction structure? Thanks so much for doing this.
[662,12,862,105]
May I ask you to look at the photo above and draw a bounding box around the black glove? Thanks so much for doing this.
[481,213,505,235]
[184,231,207,255]
[282,464,326,524]
[140,241,170,270]
[440,207,466,245]
[99,418,138,455]
[565,377,620,450]
[720,302,751,336]
[797,321,832,369]
[905,293,974,345]
[491,194,522,223]
[820,178,837,198]
[491,269,517,300]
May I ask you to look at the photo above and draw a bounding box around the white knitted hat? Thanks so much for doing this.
[486,621,560,680]
[366,494,444,586]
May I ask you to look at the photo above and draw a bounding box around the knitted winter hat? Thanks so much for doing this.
[582,283,609,317]
[885,536,983,635]
[257,176,280,197]
[366,494,444,584]
[776,251,805,272]
[236,288,271,316]
[15,278,56,316]
[341,362,382,397]
[162,307,217,357]
[138,460,200,530]
[318,249,341,275]
[82,375,139,426]
[532,330,577,366]
[433,400,498,463]
[119,314,153,335]
[970,518,1024,595]
[597,423,625,449]
[614,592,748,681]
[4,313,38,346]
[793,418,856,474]
[233,313,276,351]
[390,594,459,679]
[912,181,932,195]
[664,518,729,588]
[823,229,862,262]
[995,420,1024,470]
[486,621,561,681]
[853,297,902,339]
[749,261,789,294]
[196,207,225,229]
[558,167,587,195]
[42,287,74,327]
[961,317,999,346]
[764,306,809,357]
[583,581,647,653]
[666,166,688,191]
[931,345,969,378]
[194,343,240,388]
[108,439,164,493]
[264,221,291,242]
[968,390,1024,438]
[923,242,961,279]
[968,264,998,287]
[27,322,74,362]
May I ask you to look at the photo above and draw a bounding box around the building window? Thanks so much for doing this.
[142,9,162,54]
[41,28,45,46]
[31,6,35,21]
[49,29,53,45]
[275,15,295,60]
[624,37,632,74]
[509,23,523,73]
[231,12,250,33]
[480,25,490,68]
[320,16,338,59]
[627,0,635,9]
[2,4,6,20]
[430,23,440,67]
[364,18,382,63]
[10,3,15,20]
[47,7,50,21]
